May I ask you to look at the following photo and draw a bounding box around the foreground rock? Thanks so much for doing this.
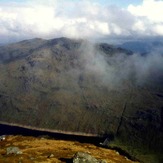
[73,152,106,163]
[0,135,6,141]
[6,146,22,155]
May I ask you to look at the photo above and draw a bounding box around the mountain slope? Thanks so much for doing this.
[0,37,163,162]
[0,135,138,163]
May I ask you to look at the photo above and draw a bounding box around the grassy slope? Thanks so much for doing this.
[0,135,138,163]
[0,38,163,162]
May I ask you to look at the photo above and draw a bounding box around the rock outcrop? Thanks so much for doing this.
[0,135,6,141]
[73,152,106,163]
[6,146,22,155]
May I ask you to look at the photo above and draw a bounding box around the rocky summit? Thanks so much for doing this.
[0,37,163,163]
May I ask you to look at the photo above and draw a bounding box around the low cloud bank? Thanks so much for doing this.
[78,42,163,89]
[1,0,163,43]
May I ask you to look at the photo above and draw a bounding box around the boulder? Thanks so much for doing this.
[72,152,106,163]
[6,146,22,155]
[47,153,54,158]
[0,135,6,141]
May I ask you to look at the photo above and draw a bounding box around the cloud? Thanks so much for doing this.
[128,0,163,23]
[0,0,163,43]
[128,0,163,36]
[79,42,163,89]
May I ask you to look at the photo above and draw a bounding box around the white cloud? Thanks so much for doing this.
[0,0,163,43]
[132,20,146,32]
[152,24,163,35]
[128,0,163,36]
[128,0,163,23]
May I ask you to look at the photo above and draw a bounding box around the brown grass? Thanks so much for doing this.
[0,135,139,163]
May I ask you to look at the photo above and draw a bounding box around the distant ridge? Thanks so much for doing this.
[0,121,100,137]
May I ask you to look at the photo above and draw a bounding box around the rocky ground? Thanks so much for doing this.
[0,135,138,163]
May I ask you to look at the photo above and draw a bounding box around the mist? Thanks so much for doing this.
[76,41,163,89]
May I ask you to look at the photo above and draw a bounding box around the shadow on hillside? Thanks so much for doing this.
[59,158,72,163]
[0,123,102,145]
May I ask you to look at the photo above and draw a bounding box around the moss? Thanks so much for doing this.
[108,138,162,163]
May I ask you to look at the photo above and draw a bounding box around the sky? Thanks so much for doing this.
[0,0,163,43]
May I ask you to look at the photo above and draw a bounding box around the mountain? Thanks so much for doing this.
[119,40,163,54]
[0,37,163,163]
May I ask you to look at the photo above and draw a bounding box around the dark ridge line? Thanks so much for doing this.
[0,122,141,162]
[0,121,100,137]
[0,122,139,162]
[0,121,103,144]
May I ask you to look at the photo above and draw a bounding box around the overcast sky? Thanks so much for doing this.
[0,0,163,43]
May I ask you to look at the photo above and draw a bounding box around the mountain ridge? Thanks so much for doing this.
[0,37,163,163]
